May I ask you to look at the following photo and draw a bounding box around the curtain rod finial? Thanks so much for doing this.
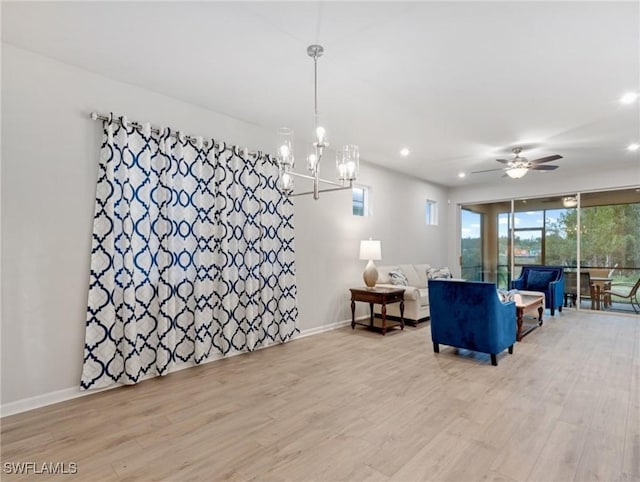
[90,112,98,120]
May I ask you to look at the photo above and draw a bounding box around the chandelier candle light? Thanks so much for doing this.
[360,239,382,288]
[276,45,359,199]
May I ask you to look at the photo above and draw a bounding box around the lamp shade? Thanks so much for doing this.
[359,240,381,260]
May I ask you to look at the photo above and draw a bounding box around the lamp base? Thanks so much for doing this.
[363,259,379,288]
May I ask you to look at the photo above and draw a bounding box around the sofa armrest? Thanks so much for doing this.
[375,283,420,301]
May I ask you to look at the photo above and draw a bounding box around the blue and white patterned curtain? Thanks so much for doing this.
[81,116,298,390]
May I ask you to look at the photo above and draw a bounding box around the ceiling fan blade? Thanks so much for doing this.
[530,154,562,164]
[495,159,511,164]
[472,167,505,174]
[530,165,559,171]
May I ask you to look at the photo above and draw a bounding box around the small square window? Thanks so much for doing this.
[425,199,437,225]
[352,186,369,217]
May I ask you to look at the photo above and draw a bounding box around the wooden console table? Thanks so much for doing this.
[350,287,405,335]
[516,294,544,341]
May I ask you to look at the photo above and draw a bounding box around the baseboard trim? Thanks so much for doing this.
[1,316,363,418]
[1,386,91,418]
[296,316,365,338]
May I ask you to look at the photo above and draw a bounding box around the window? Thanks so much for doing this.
[352,185,369,216]
[425,199,437,225]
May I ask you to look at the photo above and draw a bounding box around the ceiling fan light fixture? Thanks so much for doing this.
[506,167,528,179]
[620,92,639,104]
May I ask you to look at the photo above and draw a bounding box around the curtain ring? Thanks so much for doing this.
[120,115,129,129]
[108,112,113,123]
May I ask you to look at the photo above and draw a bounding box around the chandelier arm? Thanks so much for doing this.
[286,170,345,188]
[290,184,353,197]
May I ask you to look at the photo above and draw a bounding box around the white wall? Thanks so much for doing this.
[294,163,449,331]
[1,45,449,409]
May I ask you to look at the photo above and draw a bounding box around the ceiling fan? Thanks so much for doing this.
[472,147,563,179]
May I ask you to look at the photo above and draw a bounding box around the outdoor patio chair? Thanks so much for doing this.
[602,277,640,314]
[564,271,596,309]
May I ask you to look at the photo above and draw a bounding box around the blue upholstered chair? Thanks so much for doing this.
[428,279,516,366]
[510,265,565,316]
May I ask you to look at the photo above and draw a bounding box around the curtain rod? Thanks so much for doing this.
[89,111,350,195]
[89,111,275,163]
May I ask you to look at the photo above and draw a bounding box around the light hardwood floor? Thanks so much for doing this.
[2,309,639,481]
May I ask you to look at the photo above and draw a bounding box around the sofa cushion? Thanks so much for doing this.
[526,270,555,291]
[389,270,409,286]
[377,265,397,285]
[414,264,431,288]
[398,264,421,287]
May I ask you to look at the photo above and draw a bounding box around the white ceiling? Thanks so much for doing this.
[3,1,639,187]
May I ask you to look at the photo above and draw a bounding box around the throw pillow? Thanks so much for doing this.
[427,267,452,280]
[389,270,409,286]
[527,270,555,291]
[497,289,520,303]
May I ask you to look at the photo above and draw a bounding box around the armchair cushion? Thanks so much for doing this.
[527,270,556,291]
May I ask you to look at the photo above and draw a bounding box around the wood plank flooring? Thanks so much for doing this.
[1,310,639,481]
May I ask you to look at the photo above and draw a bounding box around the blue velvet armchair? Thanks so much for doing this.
[510,265,565,316]
[428,280,516,366]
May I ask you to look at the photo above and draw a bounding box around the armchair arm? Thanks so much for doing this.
[549,278,565,306]
[491,300,517,351]
[511,278,525,290]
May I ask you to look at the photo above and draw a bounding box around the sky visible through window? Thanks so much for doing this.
[462,209,570,239]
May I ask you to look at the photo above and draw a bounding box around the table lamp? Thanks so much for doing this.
[359,239,382,288]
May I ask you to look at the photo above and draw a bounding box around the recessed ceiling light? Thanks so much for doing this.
[400,148,410,157]
[620,92,639,104]
[628,143,640,151]
[458,172,466,178]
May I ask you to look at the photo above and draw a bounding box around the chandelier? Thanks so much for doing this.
[276,45,359,199]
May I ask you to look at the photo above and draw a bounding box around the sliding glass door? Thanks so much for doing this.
[459,187,640,313]
[461,208,483,281]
